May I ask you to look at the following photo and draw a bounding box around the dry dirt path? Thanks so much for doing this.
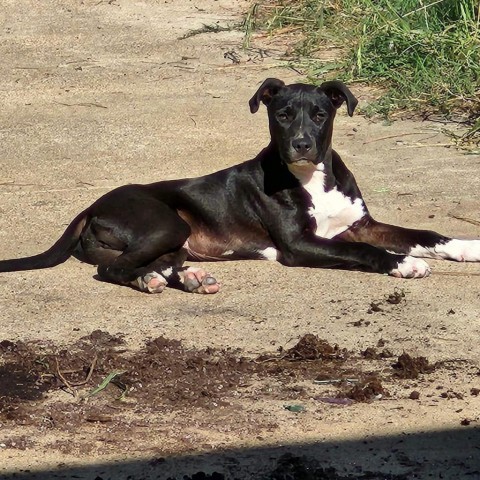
[0,1,480,479]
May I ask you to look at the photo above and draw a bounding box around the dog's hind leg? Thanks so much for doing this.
[136,261,220,294]
[78,192,219,293]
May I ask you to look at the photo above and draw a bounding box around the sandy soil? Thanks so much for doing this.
[0,1,479,479]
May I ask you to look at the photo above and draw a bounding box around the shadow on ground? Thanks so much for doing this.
[2,428,480,480]
[1,333,480,479]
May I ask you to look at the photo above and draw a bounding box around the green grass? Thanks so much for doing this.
[245,0,480,145]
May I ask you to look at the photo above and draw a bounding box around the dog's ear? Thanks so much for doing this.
[249,78,286,113]
[318,80,358,117]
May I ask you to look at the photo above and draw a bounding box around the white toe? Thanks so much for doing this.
[390,257,431,279]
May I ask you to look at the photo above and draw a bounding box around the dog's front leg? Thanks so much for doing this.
[274,232,430,278]
[338,217,480,262]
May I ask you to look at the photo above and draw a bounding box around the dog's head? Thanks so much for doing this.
[249,79,357,167]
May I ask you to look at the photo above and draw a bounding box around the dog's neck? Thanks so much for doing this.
[286,146,336,190]
[260,143,337,193]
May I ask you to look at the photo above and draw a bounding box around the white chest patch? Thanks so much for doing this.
[294,167,366,239]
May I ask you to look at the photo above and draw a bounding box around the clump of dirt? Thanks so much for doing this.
[256,336,391,404]
[409,390,421,400]
[267,453,339,480]
[284,334,345,361]
[112,336,254,408]
[440,390,464,400]
[368,288,406,314]
[385,288,406,304]
[265,453,409,480]
[256,335,354,389]
[362,347,394,359]
[0,339,20,351]
[367,302,383,314]
[392,353,435,379]
[80,329,125,346]
[0,334,437,416]
[0,332,449,456]
[177,474,225,480]
[60,335,255,410]
[0,435,34,450]
[342,377,388,403]
[0,340,51,417]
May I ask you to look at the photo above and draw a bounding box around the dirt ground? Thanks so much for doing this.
[0,1,480,479]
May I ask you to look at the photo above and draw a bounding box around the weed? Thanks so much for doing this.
[180,22,236,40]
[246,1,480,144]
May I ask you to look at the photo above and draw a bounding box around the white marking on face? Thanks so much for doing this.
[409,239,480,262]
[289,164,366,239]
[390,256,431,278]
[222,250,234,256]
[258,247,279,261]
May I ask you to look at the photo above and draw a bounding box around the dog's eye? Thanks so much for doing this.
[312,112,326,123]
[277,112,289,122]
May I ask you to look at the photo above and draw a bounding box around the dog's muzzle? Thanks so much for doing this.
[289,135,318,164]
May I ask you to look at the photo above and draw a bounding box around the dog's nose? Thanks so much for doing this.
[292,137,312,155]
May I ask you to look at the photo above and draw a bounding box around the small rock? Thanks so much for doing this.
[284,404,306,413]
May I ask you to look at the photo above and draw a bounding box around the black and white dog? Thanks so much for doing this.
[0,79,479,294]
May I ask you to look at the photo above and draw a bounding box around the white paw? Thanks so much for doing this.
[180,267,220,294]
[136,271,167,293]
[439,239,480,262]
[390,257,431,279]
[410,239,480,261]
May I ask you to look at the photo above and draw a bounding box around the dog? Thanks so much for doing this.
[1,78,479,294]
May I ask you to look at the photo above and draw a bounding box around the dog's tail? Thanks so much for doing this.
[0,212,88,272]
